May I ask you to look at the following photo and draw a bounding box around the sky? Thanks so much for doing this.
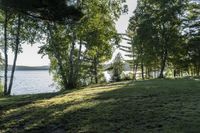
[116,0,137,34]
[8,0,137,66]
[111,0,137,62]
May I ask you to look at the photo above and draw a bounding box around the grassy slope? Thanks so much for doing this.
[0,79,200,133]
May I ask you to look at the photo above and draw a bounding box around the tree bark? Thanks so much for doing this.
[47,23,68,89]
[74,39,82,83]
[7,14,21,95]
[133,63,138,80]
[68,32,76,88]
[159,49,168,78]
[174,69,176,78]
[94,57,98,84]
[196,64,199,76]
[141,62,144,80]
[3,10,8,96]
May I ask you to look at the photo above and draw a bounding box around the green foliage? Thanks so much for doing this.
[0,0,83,22]
[0,0,122,93]
[184,1,200,76]
[111,53,124,81]
[127,0,198,79]
[121,72,133,81]
[38,0,121,88]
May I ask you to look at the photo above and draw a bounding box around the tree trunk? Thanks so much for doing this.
[90,76,93,84]
[196,64,199,76]
[141,62,144,80]
[145,67,148,79]
[47,23,67,89]
[68,32,76,88]
[148,68,151,78]
[94,57,98,84]
[74,39,82,84]
[133,63,138,80]
[174,69,176,78]
[7,14,21,95]
[3,10,8,96]
[159,49,168,78]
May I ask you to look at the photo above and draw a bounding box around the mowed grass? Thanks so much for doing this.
[0,79,200,133]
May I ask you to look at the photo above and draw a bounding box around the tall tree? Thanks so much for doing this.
[184,1,200,76]
[7,14,21,94]
[128,0,187,79]
[3,9,8,95]
[0,9,41,95]
[39,0,121,88]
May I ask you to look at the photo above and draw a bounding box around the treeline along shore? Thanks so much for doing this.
[7,65,49,71]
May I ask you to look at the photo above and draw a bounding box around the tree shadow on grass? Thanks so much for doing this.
[1,79,200,133]
[0,93,61,111]
[0,87,86,111]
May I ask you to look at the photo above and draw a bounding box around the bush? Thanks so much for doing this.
[111,53,124,82]
[121,72,133,81]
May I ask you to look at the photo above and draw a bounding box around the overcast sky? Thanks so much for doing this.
[8,0,137,66]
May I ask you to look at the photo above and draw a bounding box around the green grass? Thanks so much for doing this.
[0,83,3,96]
[0,79,200,133]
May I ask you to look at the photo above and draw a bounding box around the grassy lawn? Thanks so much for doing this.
[0,79,200,133]
[0,84,3,96]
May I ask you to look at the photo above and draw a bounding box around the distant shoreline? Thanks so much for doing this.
[14,69,49,71]
[8,65,50,71]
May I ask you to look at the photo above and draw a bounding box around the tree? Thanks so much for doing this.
[3,9,8,95]
[0,9,41,95]
[0,0,88,95]
[128,0,187,79]
[184,1,200,76]
[111,53,124,81]
[7,14,21,94]
[39,0,121,88]
[0,0,83,22]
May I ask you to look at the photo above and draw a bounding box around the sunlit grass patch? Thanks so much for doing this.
[0,83,3,96]
[1,79,200,132]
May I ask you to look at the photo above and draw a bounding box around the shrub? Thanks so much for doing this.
[121,72,133,81]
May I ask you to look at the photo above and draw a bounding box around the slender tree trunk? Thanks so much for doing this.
[159,49,168,78]
[174,69,176,78]
[133,63,138,80]
[141,62,144,80]
[196,64,199,76]
[148,68,151,78]
[146,67,150,79]
[94,57,98,84]
[145,67,148,79]
[90,76,93,84]
[68,32,76,88]
[7,14,21,95]
[3,10,8,96]
[189,67,191,76]
[74,39,82,83]
[191,67,194,76]
[47,23,67,89]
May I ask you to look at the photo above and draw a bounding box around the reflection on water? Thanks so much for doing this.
[1,70,58,95]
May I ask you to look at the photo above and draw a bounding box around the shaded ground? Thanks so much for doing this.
[0,79,200,133]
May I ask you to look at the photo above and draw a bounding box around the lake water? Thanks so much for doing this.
[2,71,58,95]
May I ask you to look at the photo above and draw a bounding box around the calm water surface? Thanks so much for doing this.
[4,70,58,95]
